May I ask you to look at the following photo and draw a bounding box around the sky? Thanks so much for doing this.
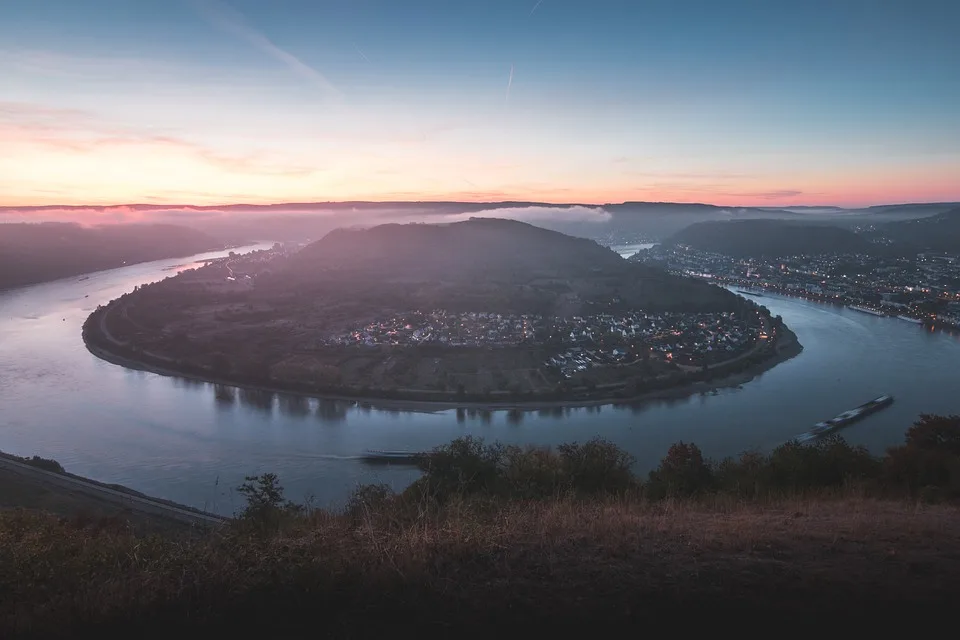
[1,0,959,209]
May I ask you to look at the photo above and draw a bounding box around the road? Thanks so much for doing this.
[0,454,224,527]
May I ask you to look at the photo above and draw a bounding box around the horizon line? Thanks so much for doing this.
[2,198,959,213]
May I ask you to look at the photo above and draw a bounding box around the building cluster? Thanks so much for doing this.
[327,308,761,375]
[635,246,960,329]
[547,311,760,377]
[329,311,540,348]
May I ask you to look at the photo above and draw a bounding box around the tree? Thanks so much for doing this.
[904,414,960,455]
[236,473,301,533]
[647,442,713,498]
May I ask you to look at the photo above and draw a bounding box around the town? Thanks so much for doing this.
[327,308,764,377]
[635,246,960,330]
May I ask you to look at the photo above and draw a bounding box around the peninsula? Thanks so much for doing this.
[82,219,800,405]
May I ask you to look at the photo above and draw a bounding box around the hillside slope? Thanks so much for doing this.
[875,207,960,252]
[666,219,873,257]
[289,217,625,279]
[0,223,221,289]
[279,217,739,313]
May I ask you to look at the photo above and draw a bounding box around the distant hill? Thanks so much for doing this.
[5,200,955,244]
[874,207,960,252]
[664,219,872,258]
[276,218,738,314]
[289,217,626,279]
[0,223,221,290]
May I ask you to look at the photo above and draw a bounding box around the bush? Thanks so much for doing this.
[501,445,566,499]
[883,415,960,498]
[236,473,302,533]
[346,482,395,521]
[904,414,960,455]
[647,442,713,499]
[23,455,66,474]
[417,437,639,502]
[557,438,637,495]
[764,437,880,492]
[417,436,505,501]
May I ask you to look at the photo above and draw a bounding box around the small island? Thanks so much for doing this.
[82,219,801,406]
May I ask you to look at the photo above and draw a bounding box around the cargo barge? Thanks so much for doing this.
[795,395,894,444]
[736,289,765,297]
[360,450,425,465]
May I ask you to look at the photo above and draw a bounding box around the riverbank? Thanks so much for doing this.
[0,451,222,533]
[83,308,803,412]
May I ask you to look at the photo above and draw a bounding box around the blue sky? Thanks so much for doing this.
[1,0,958,207]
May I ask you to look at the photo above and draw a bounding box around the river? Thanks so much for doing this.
[1,244,958,515]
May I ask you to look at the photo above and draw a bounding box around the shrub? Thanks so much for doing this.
[557,438,637,495]
[23,455,65,474]
[882,415,960,499]
[647,442,713,499]
[904,414,960,455]
[417,436,505,501]
[501,445,566,499]
[764,437,879,492]
[346,482,395,521]
[236,473,302,533]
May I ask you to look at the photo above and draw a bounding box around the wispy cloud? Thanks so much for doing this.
[190,0,342,101]
[725,189,804,199]
[529,0,545,17]
[505,64,514,103]
[0,101,317,177]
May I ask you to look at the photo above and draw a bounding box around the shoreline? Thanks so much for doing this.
[83,323,804,413]
[0,450,223,529]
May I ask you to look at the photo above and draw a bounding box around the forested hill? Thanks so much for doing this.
[874,207,960,253]
[665,219,872,257]
[0,223,221,290]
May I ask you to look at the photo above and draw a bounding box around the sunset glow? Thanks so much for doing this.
[2,0,959,211]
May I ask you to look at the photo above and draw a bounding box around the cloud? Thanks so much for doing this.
[0,101,317,177]
[190,0,341,101]
[725,189,803,199]
[444,206,612,225]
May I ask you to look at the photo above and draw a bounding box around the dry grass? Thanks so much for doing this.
[3,494,960,638]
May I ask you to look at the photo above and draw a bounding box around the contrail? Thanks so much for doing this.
[505,64,514,103]
[529,0,545,16]
[190,0,341,100]
[353,42,369,62]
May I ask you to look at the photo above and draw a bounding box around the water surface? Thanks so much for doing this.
[1,246,958,514]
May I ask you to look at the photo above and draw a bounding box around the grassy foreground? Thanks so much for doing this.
[3,415,960,637]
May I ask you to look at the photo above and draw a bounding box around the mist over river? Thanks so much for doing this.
[1,245,958,515]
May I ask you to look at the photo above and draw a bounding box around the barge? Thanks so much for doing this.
[360,449,425,465]
[795,395,894,444]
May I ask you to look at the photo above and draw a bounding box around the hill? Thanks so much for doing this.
[277,218,739,315]
[665,219,873,257]
[0,222,221,290]
[874,207,960,252]
[289,217,626,280]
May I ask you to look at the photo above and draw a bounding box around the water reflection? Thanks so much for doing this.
[278,394,310,418]
[213,384,236,406]
[316,399,348,424]
[238,388,275,413]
